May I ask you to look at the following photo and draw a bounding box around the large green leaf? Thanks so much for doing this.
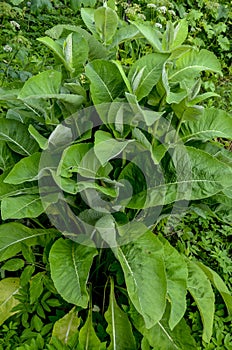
[4,152,40,184]
[128,53,169,101]
[94,130,134,165]
[94,6,118,44]
[51,307,80,345]
[114,230,166,328]
[63,32,89,76]
[159,236,187,330]
[37,37,66,67]
[0,278,20,326]
[57,143,93,178]
[0,119,39,156]
[1,194,44,220]
[125,146,232,209]
[85,60,125,104]
[105,278,136,350]
[78,307,103,349]
[197,262,232,316]
[131,22,162,51]
[49,238,98,307]
[187,260,215,343]
[181,108,232,142]
[0,172,38,200]
[18,70,61,98]
[0,222,56,262]
[169,49,221,82]
[130,303,197,349]
[45,25,107,61]
[0,141,15,171]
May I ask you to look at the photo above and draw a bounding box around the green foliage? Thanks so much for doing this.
[0,2,231,349]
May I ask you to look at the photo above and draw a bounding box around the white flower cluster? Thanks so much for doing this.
[10,20,20,30]
[3,44,13,52]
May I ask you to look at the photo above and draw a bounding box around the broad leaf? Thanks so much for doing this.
[37,37,66,67]
[94,6,118,44]
[105,278,136,350]
[159,236,187,330]
[0,222,56,262]
[81,8,97,35]
[57,143,93,177]
[169,49,221,83]
[197,262,232,316]
[18,70,61,98]
[125,146,232,209]
[187,260,215,343]
[4,152,40,184]
[0,172,38,200]
[0,141,15,171]
[128,53,169,101]
[1,194,44,220]
[131,21,162,51]
[49,238,98,307]
[52,307,80,345]
[85,60,125,104]
[0,278,20,325]
[78,307,102,349]
[130,303,197,349]
[181,108,232,142]
[0,119,39,156]
[63,32,89,76]
[114,230,166,328]
[94,130,134,165]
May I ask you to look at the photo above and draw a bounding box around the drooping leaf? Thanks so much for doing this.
[181,108,232,142]
[0,119,39,156]
[128,53,169,101]
[49,238,98,307]
[1,194,44,220]
[114,230,166,328]
[125,146,232,209]
[94,6,118,44]
[78,307,102,349]
[187,260,215,343]
[18,70,61,98]
[197,262,232,316]
[0,222,56,262]
[28,125,48,150]
[169,49,221,83]
[85,60,125,104]
[0,278,20,326]
[94,130,134,165]
[130,302,197,349]
[105,278,136,350]
[51,307,80,345]
[4,152,40,184]
[131,21,162,51]
[159,236,187,330]
[0,172,38,201]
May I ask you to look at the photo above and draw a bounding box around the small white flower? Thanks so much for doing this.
[147,3,156,8]
[169,10,176,16]
[155,23,162,29]
[10,20,20,30]
[3,44,13,52]
[158,6,167,13]
[137,13,146,20]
